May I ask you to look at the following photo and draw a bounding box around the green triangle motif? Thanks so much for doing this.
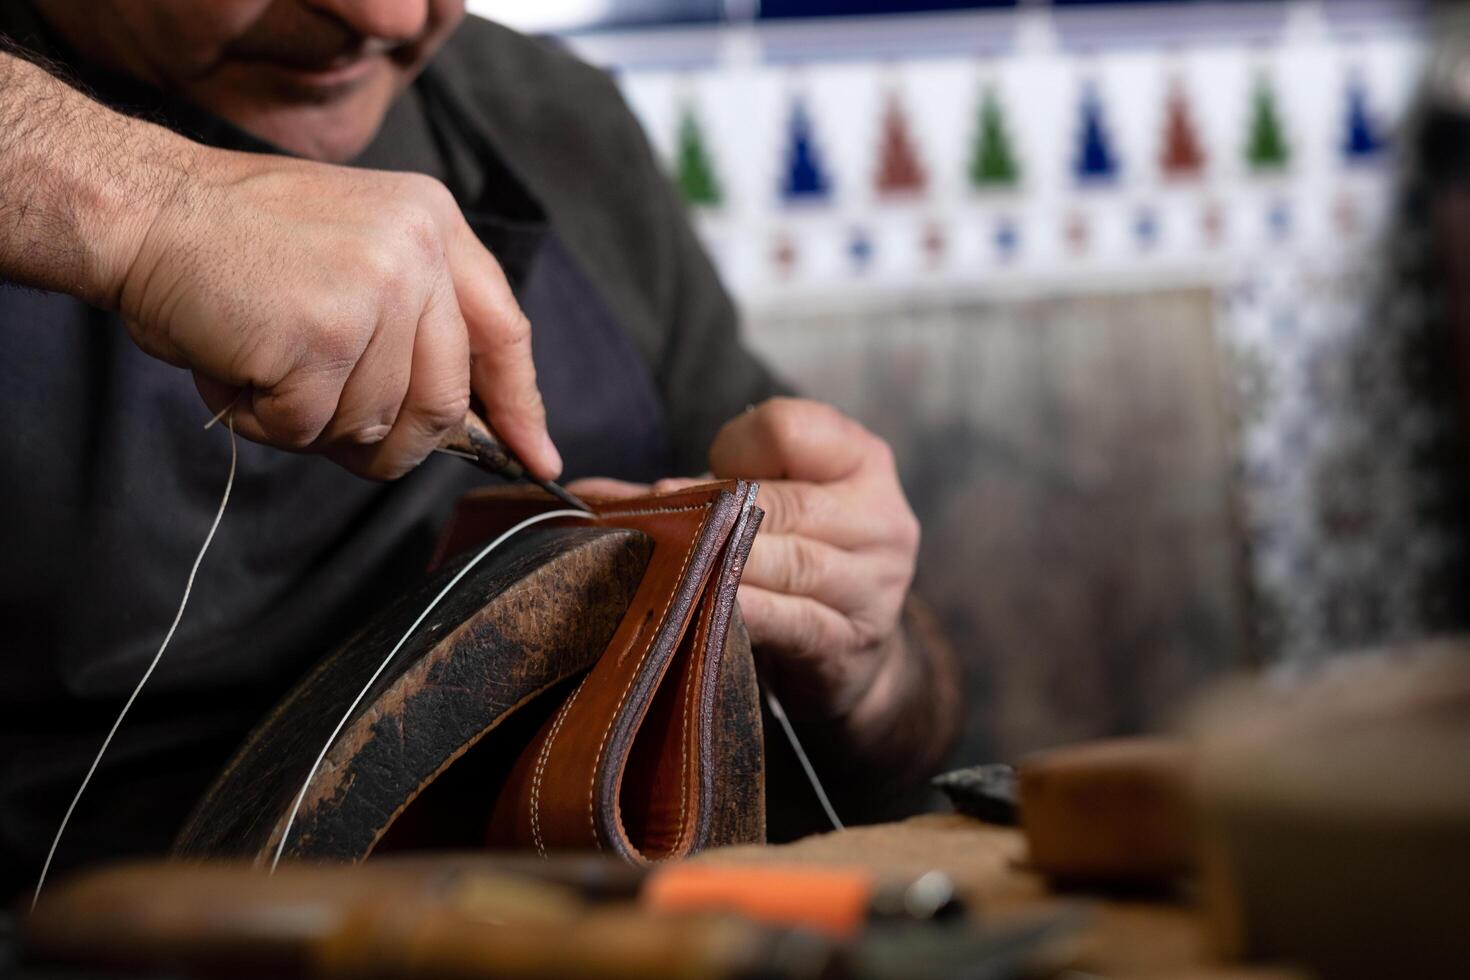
[970,86,1021,189]
[1245,77,1290,172]
[675,105,722,207]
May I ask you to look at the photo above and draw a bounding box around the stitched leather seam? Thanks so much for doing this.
[587,502,714,850]
[532,674,587,858]
[670,599,706,856]
[594,503,711,519]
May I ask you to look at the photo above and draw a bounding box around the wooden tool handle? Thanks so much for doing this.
[439,410,523,479]
[644,865,876,938]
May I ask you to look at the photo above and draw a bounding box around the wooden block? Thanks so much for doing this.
[1193,643,1470,979]
[1018,736,1192,883]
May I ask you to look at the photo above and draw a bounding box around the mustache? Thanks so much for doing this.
[223,18,409,69]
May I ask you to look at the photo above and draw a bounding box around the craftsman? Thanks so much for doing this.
[0,1,961,899]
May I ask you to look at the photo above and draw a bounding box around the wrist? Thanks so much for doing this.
[92,121,200,312]
[840,627,914,747]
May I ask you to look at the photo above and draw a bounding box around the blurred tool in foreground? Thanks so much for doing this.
[936,641,1470,980]
[19,856,1074,980]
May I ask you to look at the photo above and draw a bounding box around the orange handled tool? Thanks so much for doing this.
[642,864,960,938]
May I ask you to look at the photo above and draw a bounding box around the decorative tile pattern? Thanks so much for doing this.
[1217,195,1470,662]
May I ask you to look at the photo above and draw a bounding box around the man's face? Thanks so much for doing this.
[34,0,466,162]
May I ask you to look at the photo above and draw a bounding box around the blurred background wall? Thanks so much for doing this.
[472,0,1465,766]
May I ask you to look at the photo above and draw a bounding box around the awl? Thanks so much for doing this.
[439,410,590,512]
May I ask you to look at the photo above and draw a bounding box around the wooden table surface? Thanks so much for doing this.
[699,813,1306,980]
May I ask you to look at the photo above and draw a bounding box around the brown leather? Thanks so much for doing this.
[437,481,765,863]
[175,482,765,864]
[177,526,656,861]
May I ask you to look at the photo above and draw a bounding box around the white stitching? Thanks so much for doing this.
[670,599,707,856]
[530,674,587,858]
[593,503,711,519]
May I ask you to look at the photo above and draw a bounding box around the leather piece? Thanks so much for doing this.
[687,490,764,853]
[176,482,765,865]
[175,527,652,861]
[438,481,765,863]
[700,606,766,850]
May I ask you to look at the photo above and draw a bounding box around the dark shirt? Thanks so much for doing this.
[0,8,781,899]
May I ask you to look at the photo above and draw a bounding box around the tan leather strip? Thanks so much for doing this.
[687,482,763,853]
[484,485,749,859]
[580,507,712,853]
[644,483,761,859]
[528,673,588,857]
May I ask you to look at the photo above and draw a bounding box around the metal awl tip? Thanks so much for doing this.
[535,477,593,513]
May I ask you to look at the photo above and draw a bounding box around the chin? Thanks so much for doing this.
[203,64,403,163]
[266,103,390,163]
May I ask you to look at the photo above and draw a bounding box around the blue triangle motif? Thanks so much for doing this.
[1343,77,1389,162]
[781,98,833,202]
[1074,84,1120,183]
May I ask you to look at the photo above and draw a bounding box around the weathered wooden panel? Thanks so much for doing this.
[745,289,1248,762]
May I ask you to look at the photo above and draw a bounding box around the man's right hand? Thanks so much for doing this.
[0,48,557,482]
[116,150,558,481]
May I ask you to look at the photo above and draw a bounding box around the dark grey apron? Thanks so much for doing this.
[416,68,672,481]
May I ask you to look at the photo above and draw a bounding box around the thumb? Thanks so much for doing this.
[566,477,651,501]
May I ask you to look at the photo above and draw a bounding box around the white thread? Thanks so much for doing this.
[764,687,844,832]
[33,410,239,910]
[203,401,234,431]
[431,446,478,462]
[269,508,596,872]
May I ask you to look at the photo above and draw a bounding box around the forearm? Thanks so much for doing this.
[0,46,189,308]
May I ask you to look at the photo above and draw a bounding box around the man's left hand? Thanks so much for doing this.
[572,397,919,726]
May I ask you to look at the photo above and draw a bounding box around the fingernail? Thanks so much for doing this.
[354,424,391,445]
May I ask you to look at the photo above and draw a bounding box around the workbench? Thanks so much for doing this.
[8,813,1312,979]
[701,813,1305,980]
